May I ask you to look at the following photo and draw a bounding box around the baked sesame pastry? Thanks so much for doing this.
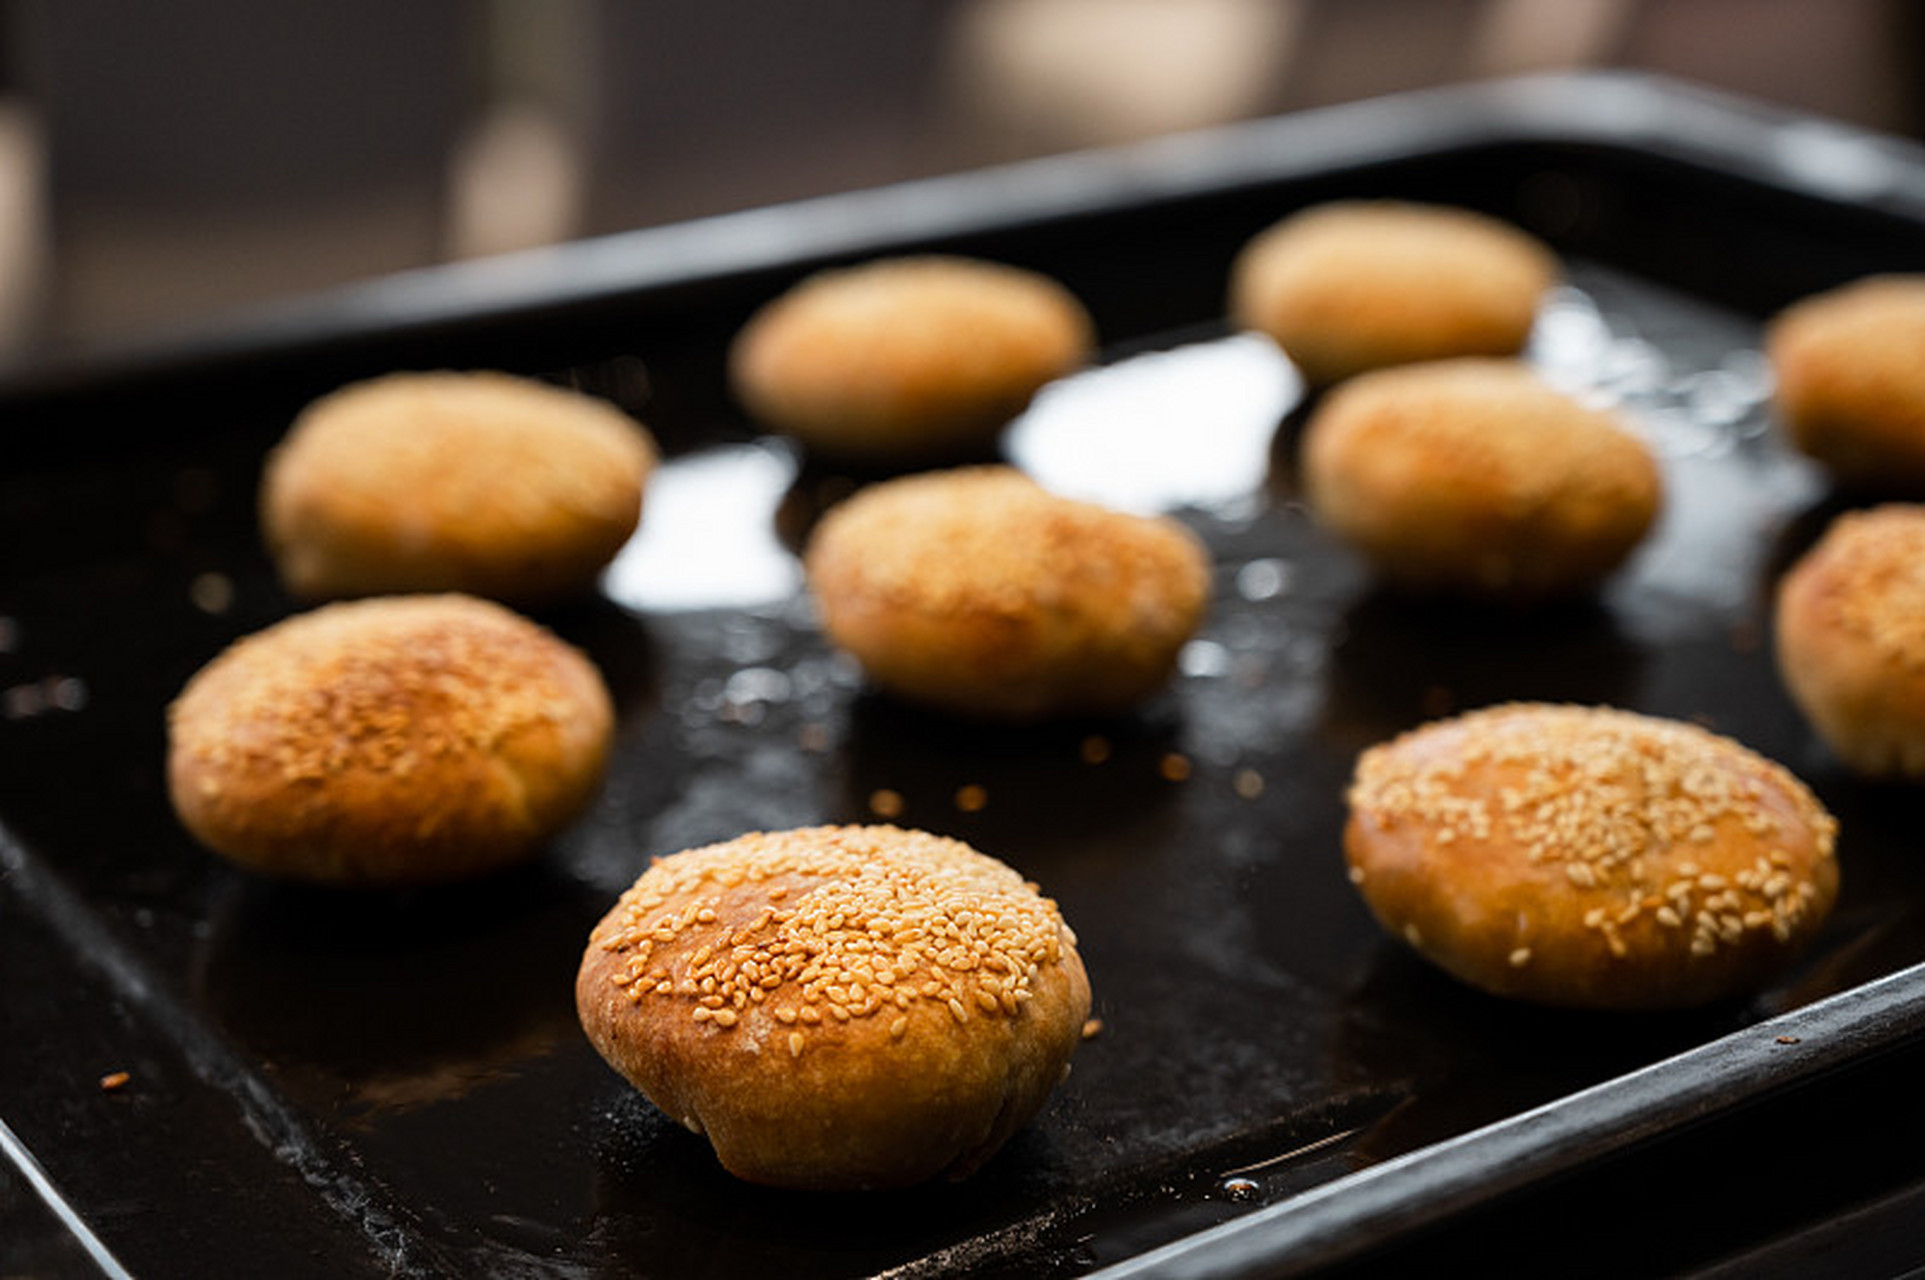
[729,255,1095,461]
[1302,359,1662,599]
[262,370,657,604]
[576,825,1091,1189]
[167,594,613,885]
[1768,275,1925,492]
[1344,703,1839,1010]
[1229,200,1557,386]
[804,466,1211,720]
[1777,503,1925,776]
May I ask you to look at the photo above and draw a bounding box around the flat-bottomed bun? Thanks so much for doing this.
[1776,503,1925,776]
[805,466,1210,719]
[729,255,1094,461]
[577,825,1091,1189]
[168,594,613,885]
[1229,200,1556,386]
[1302,359,1661,598]
[1344,703,1839,1010]
[262,370,657,603]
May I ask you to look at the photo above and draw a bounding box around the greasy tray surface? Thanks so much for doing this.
[8,75,1925,1278]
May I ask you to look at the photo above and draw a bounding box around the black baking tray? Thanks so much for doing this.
[8,72,1925,1279]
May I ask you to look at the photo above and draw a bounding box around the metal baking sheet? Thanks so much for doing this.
[7,73,1925,1278]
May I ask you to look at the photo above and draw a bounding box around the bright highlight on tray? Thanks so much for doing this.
[576,824,1091,1190]
[1343,703,1839,1010]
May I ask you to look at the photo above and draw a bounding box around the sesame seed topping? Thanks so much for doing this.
[954,784,988,813]
[868,788,905,820]
[168,596,607,827]
[1080,735,1112,765]
[1349,703,1838,964]
[592,825,1075,1041]
[1160,752,1192,782]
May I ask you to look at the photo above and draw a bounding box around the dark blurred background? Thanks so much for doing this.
[0,0,1915,363]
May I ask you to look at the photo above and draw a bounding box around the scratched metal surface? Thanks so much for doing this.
[6,76,1925,1279]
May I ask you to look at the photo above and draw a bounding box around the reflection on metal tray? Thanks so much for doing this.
[6,72,1925,1279]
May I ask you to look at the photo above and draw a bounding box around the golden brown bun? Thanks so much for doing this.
[576,825,1091,1189]
[728,256,1095,461]
[1344,703,1839,1010]
[261,370,657,604]
[1229,201,1557,386]
[1768,275,1925,491]
[167,594,613,885]
[1776,504,1925,776]
[1302,359,1662,598]
[804,466,1210,719]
